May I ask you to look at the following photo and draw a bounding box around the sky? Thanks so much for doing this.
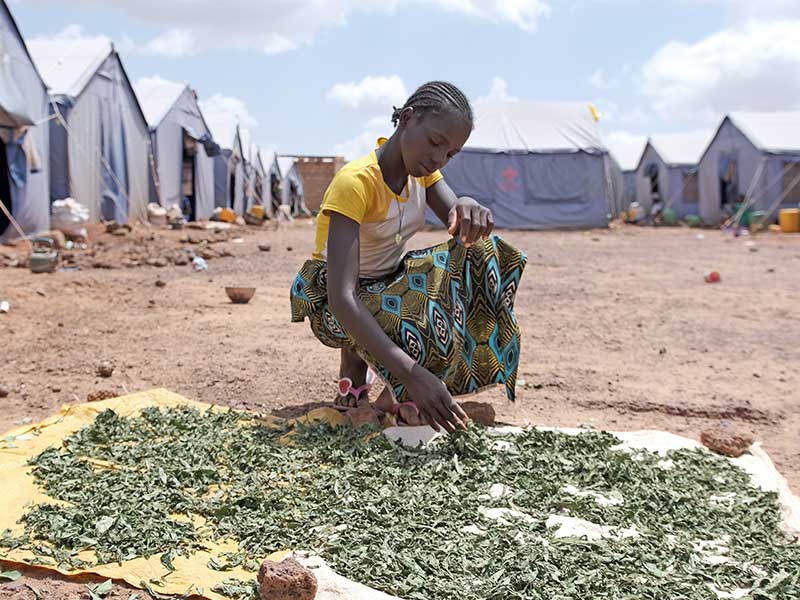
[9,0,800,169]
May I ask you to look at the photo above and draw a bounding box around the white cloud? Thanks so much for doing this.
[332,116,392,161]
[588,69,608,90]
[603,130,647,171]
[199,94,259,149]
[641,20,800,120]
[33,0,551,56]
[697,0,800,20]
[141,29,197,57]
[327,76,408,110]
[29,23,110,45]
[435,0,551,32]
[476,76,518,104]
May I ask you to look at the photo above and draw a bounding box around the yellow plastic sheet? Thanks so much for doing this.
[0,388,344,599]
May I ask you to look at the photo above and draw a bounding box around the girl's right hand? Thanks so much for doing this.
[404,364,469,433]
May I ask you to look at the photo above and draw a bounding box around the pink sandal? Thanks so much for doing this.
[335,377,372,411]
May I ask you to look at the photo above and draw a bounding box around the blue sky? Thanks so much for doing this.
[10,0,800,168]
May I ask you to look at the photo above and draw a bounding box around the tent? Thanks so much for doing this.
[439,101,624,229]
[277,156,309,216]
[29,38,149,224]
[265,152,281,217]
[698,112,800,225]
[634,131,711,219]
[135,79,220,221]
[213,126,246,214]
[0,0,50,242]
[247,148,268,212]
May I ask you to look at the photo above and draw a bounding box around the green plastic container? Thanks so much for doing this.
[685,215,703,228]
[662,208,678,226]
[735,203,752,226]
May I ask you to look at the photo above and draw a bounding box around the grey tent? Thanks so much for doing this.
[277,156,308,216]
[698,112,800,225]
[0,0,49,242]
[266,152,281,217]
[634,131,711,219]
[622,171,636,210]
[247,148,268,211]
[439,101,623,229]
[213,126,247,214]
[135,78,220,220]
[29,38,150,224]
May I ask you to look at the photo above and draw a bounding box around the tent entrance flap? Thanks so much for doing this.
[0,135,10,236]
[181,131,196,221]
[719,154,740,214]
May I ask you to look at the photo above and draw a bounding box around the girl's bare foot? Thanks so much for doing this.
[374,386,423,426]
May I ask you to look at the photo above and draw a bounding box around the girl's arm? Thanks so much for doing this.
[426,179,494,244]
[326,212,467,433]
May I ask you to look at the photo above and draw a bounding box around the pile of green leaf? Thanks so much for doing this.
[1,406,798,600]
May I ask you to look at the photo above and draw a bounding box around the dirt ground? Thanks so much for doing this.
[1,220,799,599]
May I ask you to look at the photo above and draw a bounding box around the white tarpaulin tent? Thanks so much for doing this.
[0,0,50,242]
[634,130,711,219]
[439,101,624,229]
[135,78,220,221]
[28,38,150,224]
[697,112,800,225]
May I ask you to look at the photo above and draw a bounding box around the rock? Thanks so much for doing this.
[152,257,168,268]
[92,260,114,269]
[460,401,495,426]
[87,389,119,402]
[155,279,166,287]
[96,363,114,378]
[112,228,128,237]
[258,244,272,252]
[51,386,61,393]
[700,426,753,458]
[257,558,317,600]
[0,385,9,398]
[346,403,381,428]
[174,256,189,266]
[286,246,293,252]
[200,248,216,260]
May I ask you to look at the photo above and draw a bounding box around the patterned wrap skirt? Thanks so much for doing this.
[290,235,527,402]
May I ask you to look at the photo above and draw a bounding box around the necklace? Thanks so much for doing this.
[394,194,404,246]
[376,144,405,246]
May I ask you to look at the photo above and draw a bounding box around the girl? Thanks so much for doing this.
[291,81,526,433]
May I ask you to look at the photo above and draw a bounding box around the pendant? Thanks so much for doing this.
[395,233,403,245]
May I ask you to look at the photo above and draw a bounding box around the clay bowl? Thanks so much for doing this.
[225,286,256,304]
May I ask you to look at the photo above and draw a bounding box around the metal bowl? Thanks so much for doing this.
[225,287,256,304]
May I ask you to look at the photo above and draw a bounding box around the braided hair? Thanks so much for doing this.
[391,81,473,130]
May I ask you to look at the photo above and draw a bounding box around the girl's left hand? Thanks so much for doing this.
[448,197,494,246]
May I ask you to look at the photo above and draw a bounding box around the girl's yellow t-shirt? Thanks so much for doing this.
[313,138,443,279]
